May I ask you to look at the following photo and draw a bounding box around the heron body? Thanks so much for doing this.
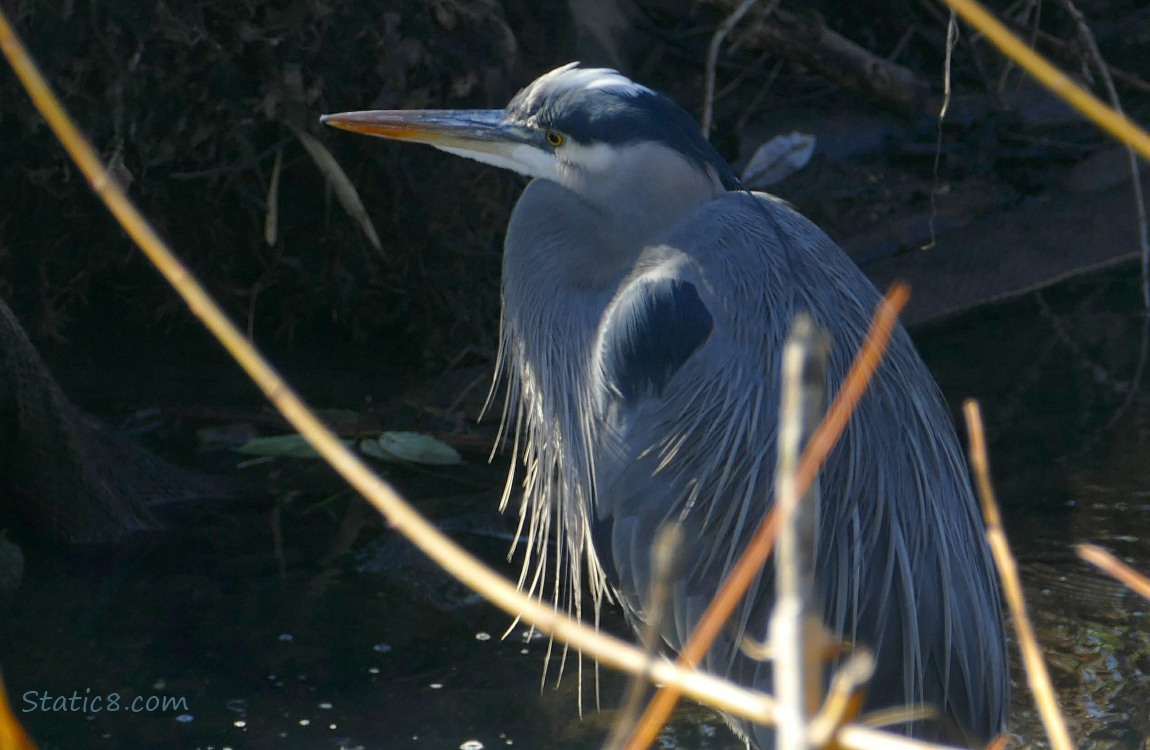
[324,63,1009,747]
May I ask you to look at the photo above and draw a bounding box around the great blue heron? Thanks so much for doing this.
[323,63,1009,747]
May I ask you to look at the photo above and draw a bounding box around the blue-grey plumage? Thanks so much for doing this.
[324,62,1008,747]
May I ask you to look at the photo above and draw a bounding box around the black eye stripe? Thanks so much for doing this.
[505,68,740,189]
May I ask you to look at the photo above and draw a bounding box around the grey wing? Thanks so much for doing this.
[588,242,786,685]
[588,193,1008,745]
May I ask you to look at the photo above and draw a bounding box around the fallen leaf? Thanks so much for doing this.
[741,132,817,188]
[361,432,463,466]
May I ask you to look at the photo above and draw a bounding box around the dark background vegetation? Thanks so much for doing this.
[3,0,1150,373]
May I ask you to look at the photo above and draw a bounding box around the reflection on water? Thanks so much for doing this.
[1016,450,1150,747]
[3,266,1150,749]
[920,268,1150,749]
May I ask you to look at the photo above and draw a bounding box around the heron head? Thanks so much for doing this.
[321,63,740,204]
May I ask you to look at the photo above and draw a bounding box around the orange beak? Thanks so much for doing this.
[321,109,524,150]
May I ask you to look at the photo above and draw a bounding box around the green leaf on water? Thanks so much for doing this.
[360,432,463,466]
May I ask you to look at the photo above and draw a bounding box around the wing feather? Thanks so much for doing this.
[599,277,713,403]
[585,192,1007,746]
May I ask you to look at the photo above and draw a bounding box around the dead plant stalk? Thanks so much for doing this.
[963,401,1075,750]
[1077,544,1150,601]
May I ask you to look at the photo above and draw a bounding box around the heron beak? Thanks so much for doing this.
[320,109,531,154]
[321,108,554,178]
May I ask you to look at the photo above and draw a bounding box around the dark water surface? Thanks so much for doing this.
[3,266,1150,749]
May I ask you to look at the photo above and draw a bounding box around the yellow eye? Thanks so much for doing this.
[545,131,565,147]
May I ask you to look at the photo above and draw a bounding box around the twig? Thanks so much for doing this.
[1053,0,1150,310]
[1077,544,1150,601]
[621,284,911,750]
[808,649,874,746]
[963,400,1075,750]
[856,704,937,732]
[735,58,785,133]
[1028,28,1150,96]
[715,49,771,102]
[603,524,683,750]
[836,724,968,750]
[925,10,959,251]
[914,0,1001,108]
[990,0,1042,96]
[772,315,829,750]
[701,0,777,136]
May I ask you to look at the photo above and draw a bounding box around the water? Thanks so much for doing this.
[920,269,1150,748]
[3,265,1150,749]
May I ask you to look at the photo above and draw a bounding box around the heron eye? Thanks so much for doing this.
[545,131,565,147]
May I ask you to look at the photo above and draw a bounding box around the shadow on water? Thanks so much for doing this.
[3,265,1150,749]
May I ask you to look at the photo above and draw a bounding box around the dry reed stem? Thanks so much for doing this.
[0,7,778,727]
[807,649,874,746]
[837,724,967,750]
[0,668,38,750]
[602,525,685,750]
[963,401,1075,750]
[622,285,911,750]
[985,733,1010,750]
[772,316,827,750]
[1077,543,1150,601]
